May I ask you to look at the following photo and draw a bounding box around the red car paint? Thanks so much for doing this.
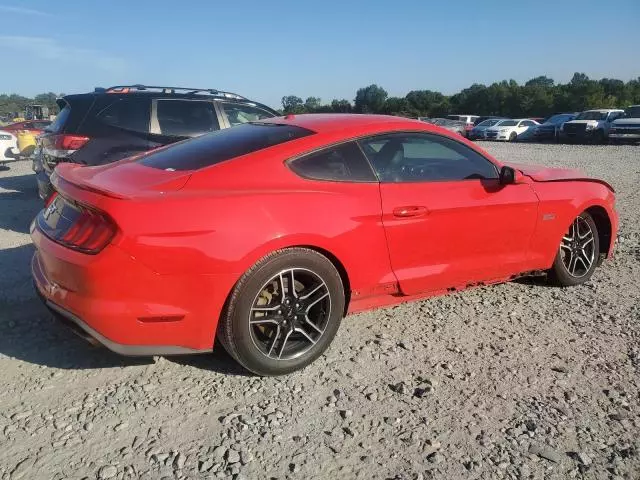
[30,114,618,354]
[3,120,51,135]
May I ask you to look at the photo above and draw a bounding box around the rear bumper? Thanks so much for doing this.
[37,289,207,356]
[30,226,232,355]
[35,170,54,201]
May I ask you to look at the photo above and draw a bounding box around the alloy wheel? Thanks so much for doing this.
[248,268,331,360]
[559,216,596,277]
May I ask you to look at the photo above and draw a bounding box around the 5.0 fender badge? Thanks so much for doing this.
[542,213,556,221]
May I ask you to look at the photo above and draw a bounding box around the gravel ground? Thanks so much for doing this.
[0,143,639,480]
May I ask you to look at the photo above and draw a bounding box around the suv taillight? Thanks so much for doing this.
[42,134,90,159]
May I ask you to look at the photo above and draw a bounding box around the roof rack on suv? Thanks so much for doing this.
[93,84,248,100]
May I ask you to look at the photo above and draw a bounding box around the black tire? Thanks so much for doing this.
[217,248,344,376]
[509,132,517,142]
[548,212,600,287]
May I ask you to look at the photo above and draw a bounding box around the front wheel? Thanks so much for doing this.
[217,248,345,376]
[548,212,599,286]
[509,132,517,142]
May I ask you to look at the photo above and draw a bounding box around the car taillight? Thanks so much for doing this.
[43,134,90,157]
[59,206,116,254]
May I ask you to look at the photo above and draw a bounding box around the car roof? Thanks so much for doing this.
[262,113,433,134]
[583,109,624,113]
[62,90,277,113]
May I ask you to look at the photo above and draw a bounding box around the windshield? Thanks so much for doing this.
[624,106,640,118]
[445,115,462,121]
[545,114,574,124]
[575,111,608,121]
[497,120,517,127]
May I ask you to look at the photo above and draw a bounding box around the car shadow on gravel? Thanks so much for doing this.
[0,299,154,370]
[167,348,253,377]
[0,171,42,235]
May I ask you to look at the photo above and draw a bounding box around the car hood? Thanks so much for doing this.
[508,162,614,191]
[566,120,600,125]
[612,118,640,125]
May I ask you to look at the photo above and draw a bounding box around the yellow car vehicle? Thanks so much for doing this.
[16,130,37,157]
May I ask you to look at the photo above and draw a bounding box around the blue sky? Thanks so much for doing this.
[1,0,639,109]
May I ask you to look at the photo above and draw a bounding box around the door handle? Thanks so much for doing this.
[393,206,429,218]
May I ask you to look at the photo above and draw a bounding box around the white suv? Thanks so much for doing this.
[560,109,625,143]
[609,105,640,144]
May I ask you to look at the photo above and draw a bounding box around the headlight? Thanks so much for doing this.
[0,134,11,140]
[585,123,595,130]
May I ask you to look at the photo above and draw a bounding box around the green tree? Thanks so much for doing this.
[281,95,305,114]
[330,99,352,113]
[304,97,321,112]
[354,84,388,113]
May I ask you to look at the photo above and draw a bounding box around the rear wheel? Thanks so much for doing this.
[217,248,344,376]
[548,212,599,286]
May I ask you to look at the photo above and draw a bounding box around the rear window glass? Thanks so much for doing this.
[48,105,70,133]
[97,98,150,133]
[139,123,314,171]
[289,142,376,182]
[156,100,220,137]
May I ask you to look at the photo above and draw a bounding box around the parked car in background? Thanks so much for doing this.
[16,130,38,157]
[31,114,618,376]
[32,84,278,202]
[430,118,466,136]
[485,119,540,141]
[560,109,625,143]
[609,105,640,144]
[529,117,546,124]
[2,119,51,134]
[533,113,578,142]
[446,115,479,137]
[1,130,20,161]
[473,116,503,126]
[469,118,508,140]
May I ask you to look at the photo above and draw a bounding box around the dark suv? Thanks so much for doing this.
[33,84,279,201]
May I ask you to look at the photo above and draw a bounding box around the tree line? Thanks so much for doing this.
[281,73,640,118]
[0,92,62,118]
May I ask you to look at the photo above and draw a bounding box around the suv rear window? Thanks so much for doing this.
[97,98,150,133]
[156,100,220,137]
[47,105,71,134]
[139,123,314,171]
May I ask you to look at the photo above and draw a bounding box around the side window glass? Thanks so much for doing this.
[359,133,498,183]
[156,100,220,137]
[222,103,275,127]
[289,142,376,182]
[97,98,151,133]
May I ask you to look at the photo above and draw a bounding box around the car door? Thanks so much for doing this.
[359,132,539,296]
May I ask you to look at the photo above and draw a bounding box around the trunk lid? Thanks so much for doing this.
[53,161,192,200]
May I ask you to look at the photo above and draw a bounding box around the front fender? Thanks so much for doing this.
[528,181,617,268]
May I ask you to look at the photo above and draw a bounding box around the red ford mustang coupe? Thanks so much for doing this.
[31,114,618,375]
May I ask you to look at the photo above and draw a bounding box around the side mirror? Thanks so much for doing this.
[499,165,517,185]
